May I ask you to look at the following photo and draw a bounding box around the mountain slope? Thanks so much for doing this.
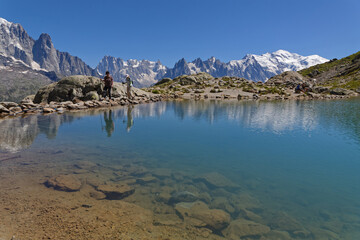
[0,17,97,77]
[0,17,100,102]
[96,56,167,88]
[0,54,54,102]
[299,51,360,90]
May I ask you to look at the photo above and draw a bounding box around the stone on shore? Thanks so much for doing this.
[45,174,82,192]
[43,107,55,113]
[33,75,151,104]
[0,105,10,113]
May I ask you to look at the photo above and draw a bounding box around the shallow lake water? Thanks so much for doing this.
[1,99,360,239]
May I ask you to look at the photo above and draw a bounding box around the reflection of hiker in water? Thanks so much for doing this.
[126,105,134,132]
[103,110,115,137]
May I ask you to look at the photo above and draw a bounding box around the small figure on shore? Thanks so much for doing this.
[101,71,113,99]
[125,75,134,100]
[295,83,303,93]
[295,83,309,93]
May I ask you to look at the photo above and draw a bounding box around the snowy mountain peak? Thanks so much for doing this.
[96,56,168,87]
[273,49,293,56]
[162,50,328,83]
[0,17,12,27]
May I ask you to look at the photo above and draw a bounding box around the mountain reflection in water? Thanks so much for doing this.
[0,99,359,152]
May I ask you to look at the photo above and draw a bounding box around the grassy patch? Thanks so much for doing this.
[299,51,360,77]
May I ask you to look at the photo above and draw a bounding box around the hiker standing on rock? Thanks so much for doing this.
[125,75,133,100]
[102,71,113,99]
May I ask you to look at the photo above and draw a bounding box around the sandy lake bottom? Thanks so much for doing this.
[0,100,360,239]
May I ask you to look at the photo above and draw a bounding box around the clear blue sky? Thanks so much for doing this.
[1,0,359,67]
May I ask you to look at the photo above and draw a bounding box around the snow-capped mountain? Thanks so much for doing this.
[96,56,167,88]
[0,17,97,77]
[163,50,328,82]
[99,50,328,87]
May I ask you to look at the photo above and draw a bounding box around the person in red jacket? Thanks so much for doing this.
[102,71,113,99]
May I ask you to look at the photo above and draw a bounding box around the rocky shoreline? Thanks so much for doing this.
[0,75,163,118]
[1,72,359,119]
[0,95,163,118]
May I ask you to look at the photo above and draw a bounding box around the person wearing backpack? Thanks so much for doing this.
[125,75,134,100]
[102,71,113,99]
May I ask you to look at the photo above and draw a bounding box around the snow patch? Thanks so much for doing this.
[0,17,12,28]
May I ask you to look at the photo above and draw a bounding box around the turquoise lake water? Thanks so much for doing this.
[0,99,360,239]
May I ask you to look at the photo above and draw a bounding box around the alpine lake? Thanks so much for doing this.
[0,99,359,239]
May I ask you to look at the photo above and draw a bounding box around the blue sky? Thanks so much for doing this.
[1,0,359,67]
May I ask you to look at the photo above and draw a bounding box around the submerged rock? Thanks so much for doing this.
[210,197,235,214]
[196,172,238,189]
[96,184,135,200]
[222,219,270,240]
[45,174,82,192]
[74,160,98,170]
[262,230,292,240]
[265,212,305,233]
[89,190,106,200]
[169,191,198,204]
[136,176,157,185]
[154,213,183,226]
[152,168,172,179]
[175,201,230,231]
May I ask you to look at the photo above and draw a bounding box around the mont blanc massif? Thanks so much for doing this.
[0,17,328,101]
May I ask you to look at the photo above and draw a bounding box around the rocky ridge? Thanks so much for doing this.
[145,71,359,101]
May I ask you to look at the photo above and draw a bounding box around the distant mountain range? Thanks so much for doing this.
[96,51,328,87]
[0,17,328,100]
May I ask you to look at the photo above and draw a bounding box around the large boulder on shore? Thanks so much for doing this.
[265,71,312,88]
[34,75,151,103]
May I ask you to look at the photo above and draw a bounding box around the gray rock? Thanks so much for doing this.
[0,105,9,113]
[83,91,99,101]
[313,86,330,93]
[330,88,351,95]
[0,102,19,108]
[169,191,198,204]
[33,75,151,104]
